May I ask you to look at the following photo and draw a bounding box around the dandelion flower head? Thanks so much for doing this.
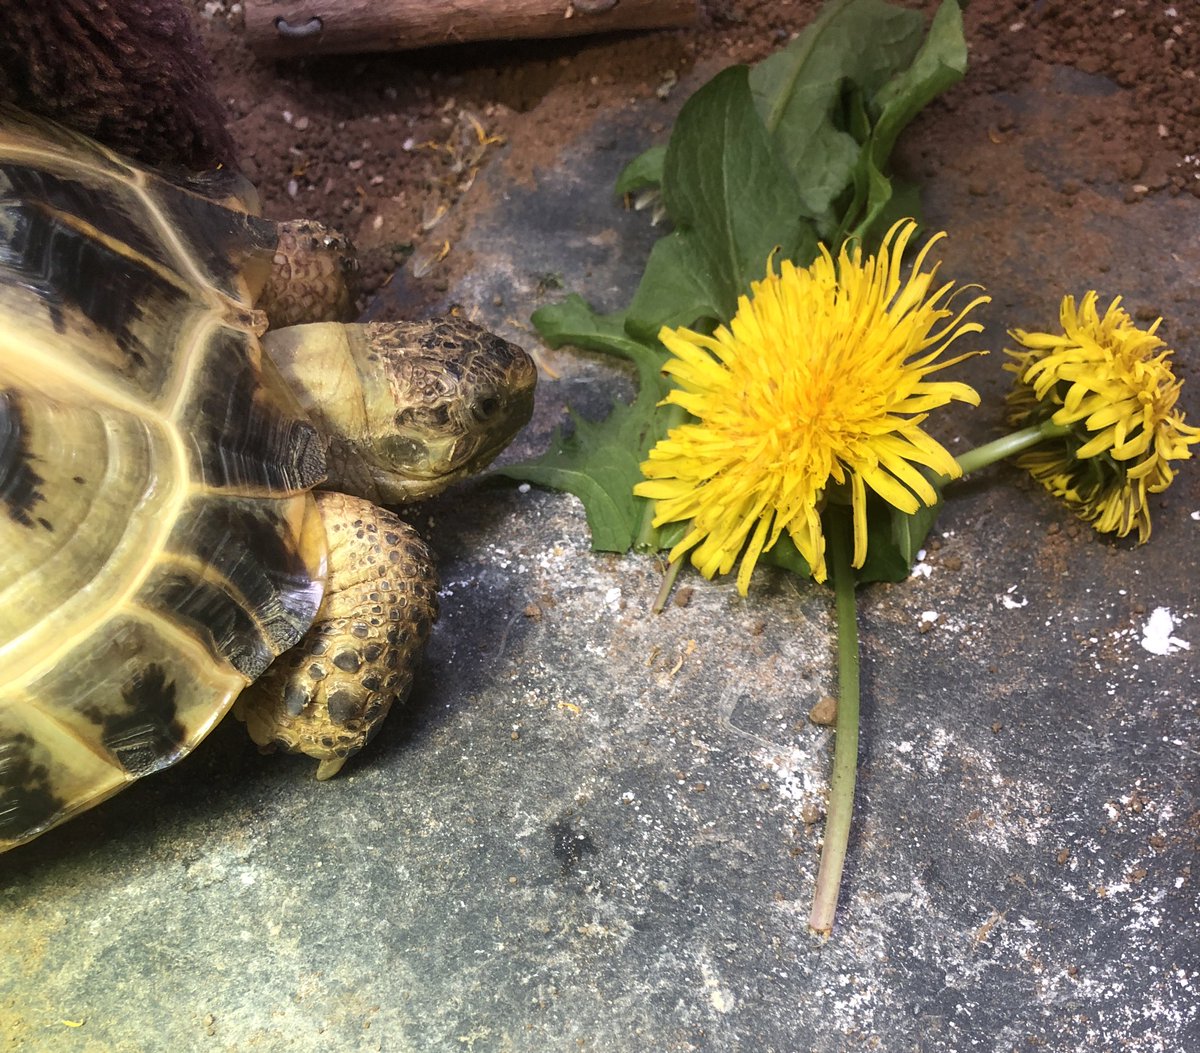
[1006,291,1200,542]
[634,220,988,593]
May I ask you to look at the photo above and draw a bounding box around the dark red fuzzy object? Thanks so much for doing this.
[0,0,236,170]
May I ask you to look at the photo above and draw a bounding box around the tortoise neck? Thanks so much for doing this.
[260,323,379,502]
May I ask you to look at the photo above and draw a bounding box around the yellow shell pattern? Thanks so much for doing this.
[0,109,328,849]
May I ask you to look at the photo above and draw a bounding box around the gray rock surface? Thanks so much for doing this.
[2,64,1197,1053]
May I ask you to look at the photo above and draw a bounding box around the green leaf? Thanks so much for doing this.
[869,0,968,161]
[844,0,968,245]
[761,533,815,580]
[532,293,666,387]
[748,0,927,231]
[852,485,946,584]
[615,145,667,196]
[495,401,656,553]
[505,295,672,552]
[860,175,922,246]
[624,65,817,341]
[623,234,728,341]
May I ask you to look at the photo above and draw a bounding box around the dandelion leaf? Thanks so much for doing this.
[495,401,655,553]
[855,487,946,584]
[615,145,667,196]
[845,0,968,245]
[531,293,667,382]
[870,0,968,162]
[748,0,927,234]
[762,534,814,580]
[500,296,668,552]
[624,65,817,341]
[756,494,943,585]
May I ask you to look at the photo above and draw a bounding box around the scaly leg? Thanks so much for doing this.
[235,491,438,779]
[256,219,359,327]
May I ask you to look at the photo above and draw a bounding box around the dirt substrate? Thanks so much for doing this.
[191,0,1199,304]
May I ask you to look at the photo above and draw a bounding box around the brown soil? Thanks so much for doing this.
[191,1,1198,305]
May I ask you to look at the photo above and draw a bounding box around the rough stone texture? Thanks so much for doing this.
[1,62,1198,1053]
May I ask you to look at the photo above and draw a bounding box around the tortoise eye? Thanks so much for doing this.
[472,396,501,423]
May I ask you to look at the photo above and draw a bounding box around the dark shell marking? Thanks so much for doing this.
[0,108,328,849]
[0,732,61,842]
[100,665,187,777]
[0,389,48,529]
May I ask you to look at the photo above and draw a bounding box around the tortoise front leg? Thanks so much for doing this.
[234,491,438,779]
[256,219,358,328]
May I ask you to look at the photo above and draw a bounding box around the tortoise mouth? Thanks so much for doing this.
[370,428,526,504]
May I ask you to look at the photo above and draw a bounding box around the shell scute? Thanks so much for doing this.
[1,610,250,844]
[178,325,327,496]
[1,161,175,275]
[0,379,171,676]
[142,492,327,680]
[153,176,278,303]
[0,110,331,850]
[0,723,74,845]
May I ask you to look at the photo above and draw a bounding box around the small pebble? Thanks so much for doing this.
[1117,151,1144,180]
[808,695,838,727]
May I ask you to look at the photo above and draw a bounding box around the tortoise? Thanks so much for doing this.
[0,106,537,850]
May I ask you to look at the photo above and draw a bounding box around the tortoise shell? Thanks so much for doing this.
[0,108,331,848]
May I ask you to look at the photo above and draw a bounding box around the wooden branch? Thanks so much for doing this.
[243,0,701,59]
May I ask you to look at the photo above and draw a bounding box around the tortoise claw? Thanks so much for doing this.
[315,756,346,780]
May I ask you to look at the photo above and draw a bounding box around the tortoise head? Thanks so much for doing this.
[263,318,537,504]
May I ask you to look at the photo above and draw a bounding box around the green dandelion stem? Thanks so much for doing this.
[955,420,1072,477]
[634,495,660,553]
[809,515,860,938]
[651,557,684,614]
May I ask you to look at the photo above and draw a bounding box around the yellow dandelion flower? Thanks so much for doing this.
[1005,292,1200,543]
[633,220,988,593]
